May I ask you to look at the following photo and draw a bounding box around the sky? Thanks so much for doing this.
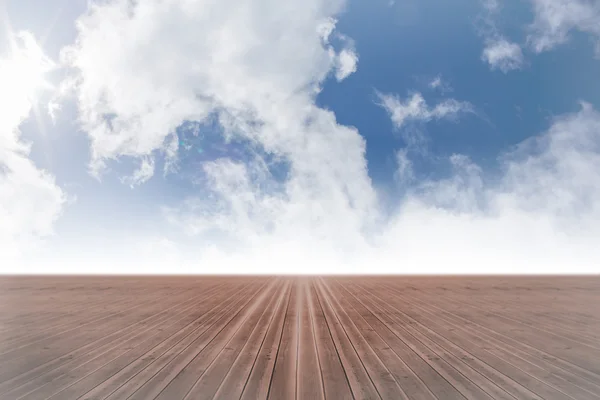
[1,0,600,274]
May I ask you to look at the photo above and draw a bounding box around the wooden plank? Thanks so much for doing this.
[0,276,598,400]
[181,280,288,399]
[376,278,599,399]
[325,279,437,400]
[341,280,466,400]
[348,281,517,400]
[296,278,325,400]
[127,279,276,399]
[0,281,229,392]
[316,278,417,400]
[14,281,258,400]
[103,279,269,400]
[79,281,256,400]
[380,280,600,395]
[266,278,299,400]
[306,280,354,400]
[0,281,236,399]
[239,279,291,400]
[213,280,290,400]
[314,278,381,399]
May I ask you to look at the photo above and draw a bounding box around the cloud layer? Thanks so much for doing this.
[5,0,600,274]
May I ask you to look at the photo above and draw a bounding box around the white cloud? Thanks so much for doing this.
[478,0,525,72]
[0,31,67,265]
[317,17,338,43]
[527,0,600,55]
[482,38,525,72]
[429,75,443,89]
[429,76,442,89]
[381,103,600,273]
[335,48,358,81]
[60,0,355,180]
[376,91,473,130]
[121,156,155,187]
[428,75,453,93]
[394,148,414,185]
[315,17,358,81]
[481,0,600,67]
[155,102,600,275]
[47,0,376,270]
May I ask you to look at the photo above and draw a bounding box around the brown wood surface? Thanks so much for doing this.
[0,275,599,399]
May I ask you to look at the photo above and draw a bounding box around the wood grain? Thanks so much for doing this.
[0,275,598,399]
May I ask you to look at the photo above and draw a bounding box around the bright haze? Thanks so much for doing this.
[1,0,599,274]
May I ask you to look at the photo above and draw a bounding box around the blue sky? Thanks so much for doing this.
[2,0,600,273]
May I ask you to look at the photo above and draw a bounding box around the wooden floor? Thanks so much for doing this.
[1,276,599,399]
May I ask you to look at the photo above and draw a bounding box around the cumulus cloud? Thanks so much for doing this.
[376,91,474,130]
[478,0,525,72]
[482,38,525,72]
[527,0,600,55]
[60,0,360,181]
[318,18,359,82]
[335,48,358,81]
[0,31,67,265]
[51,0,375,268]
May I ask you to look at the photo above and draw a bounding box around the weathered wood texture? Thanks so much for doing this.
[0,275,599,399]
